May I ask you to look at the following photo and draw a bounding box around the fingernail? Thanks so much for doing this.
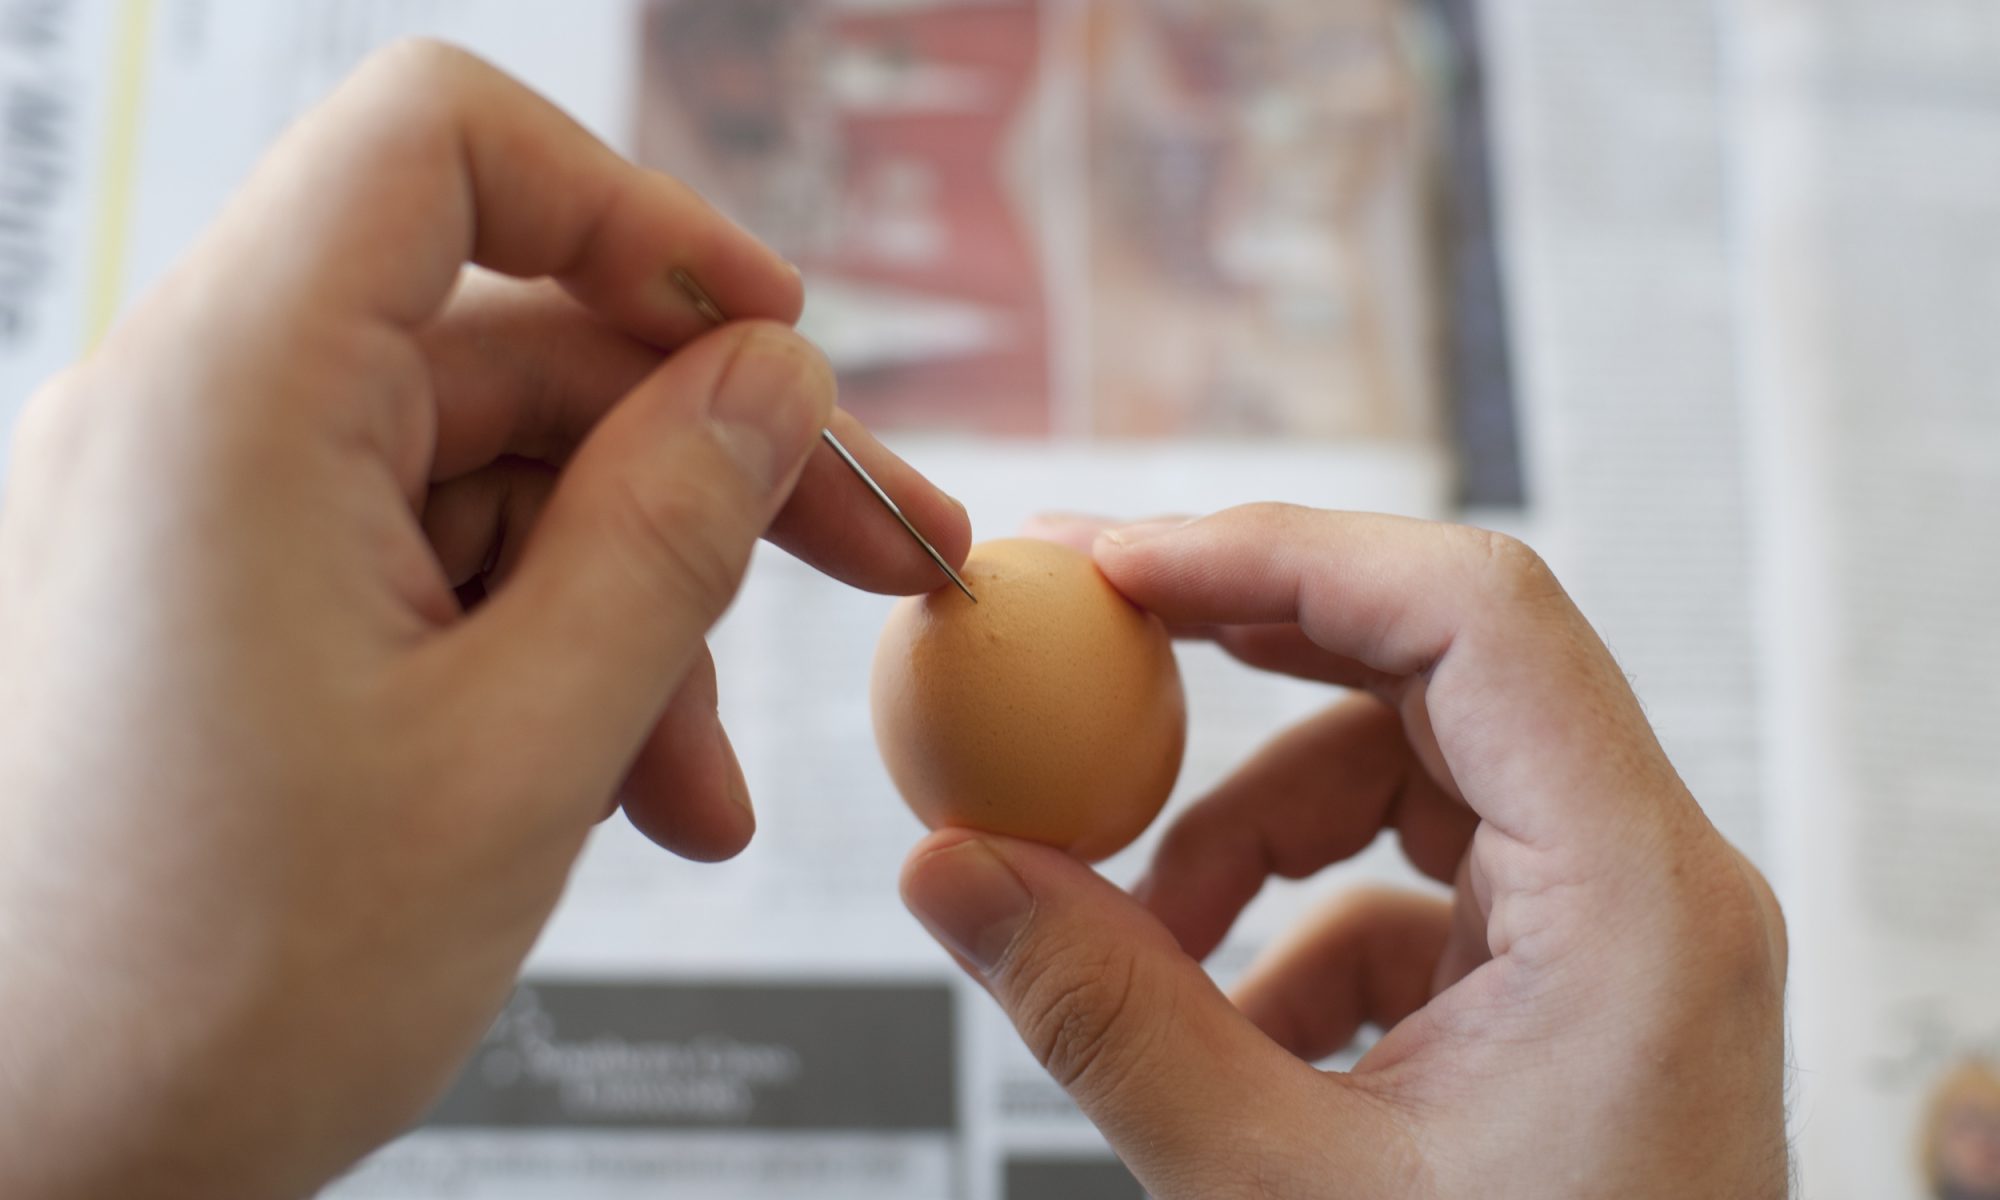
[1101,519,1184,547]
[671,267,727,326]
[725,767,754,820]
[710,331,832,495]
[717,725,755,823]
[906,839,1033,973]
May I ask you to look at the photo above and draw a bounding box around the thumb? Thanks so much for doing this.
[901,831,1339,1193]
[454,322,833,811]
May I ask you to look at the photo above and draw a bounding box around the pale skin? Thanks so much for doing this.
[0,42,1787,1200]
[0,41,972,1198]
[903,510,1792,1197]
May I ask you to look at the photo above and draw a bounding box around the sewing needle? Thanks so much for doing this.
[670,268,976,603]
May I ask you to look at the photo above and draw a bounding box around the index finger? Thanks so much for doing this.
[766,410,972,594]
[1094,505,1694,862]
[204,39,798,343]
[418,278,969,594]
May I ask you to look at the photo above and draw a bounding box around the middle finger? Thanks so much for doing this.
[1137,694,1475,961]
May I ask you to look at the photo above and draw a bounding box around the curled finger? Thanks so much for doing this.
[619,642,756,863]
[1231,886,1454,1064]
[1138,694,1475,960]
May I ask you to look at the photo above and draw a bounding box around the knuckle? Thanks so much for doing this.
[1013,943,1157,1100]
[361,36,481,90]
[313,40,480,196]
[10,368,89,471]
[14,374,68,445]
[1750,869,1789,973]
[1726,858,1789,981]
[1464,527,1561,600]
[348,39,488,145]
[1676,847,1788,1002]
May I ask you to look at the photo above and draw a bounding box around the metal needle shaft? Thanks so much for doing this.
[819,429,977,603]
[671,267,976,603]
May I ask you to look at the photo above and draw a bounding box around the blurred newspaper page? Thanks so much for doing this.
[8,0,1919,1198]
[1737,3,2000,1197]
[1478,0,1770,873]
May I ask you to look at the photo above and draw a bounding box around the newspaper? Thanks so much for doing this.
[2,1,1996,1197]
[1478,0,1768,865]
[1735,3,2000,1196]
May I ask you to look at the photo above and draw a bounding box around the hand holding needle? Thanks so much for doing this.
[672,268,976,603]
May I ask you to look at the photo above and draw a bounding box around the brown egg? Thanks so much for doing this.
[870,538,1186,862]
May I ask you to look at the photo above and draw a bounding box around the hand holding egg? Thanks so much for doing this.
[870,539,1186,861]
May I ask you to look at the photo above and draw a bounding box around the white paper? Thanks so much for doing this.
[1736,3,2000,1195]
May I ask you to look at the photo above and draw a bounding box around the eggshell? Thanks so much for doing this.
[870,538,1186,862]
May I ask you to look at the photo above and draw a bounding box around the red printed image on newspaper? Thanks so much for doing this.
[635,0,1052,436]
[633,0,1446,450]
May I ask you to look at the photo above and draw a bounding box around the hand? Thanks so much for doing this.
[0,41,967,1200]
[901,506,1787,1197]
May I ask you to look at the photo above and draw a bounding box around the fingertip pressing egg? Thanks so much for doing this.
[869,538,1186,862]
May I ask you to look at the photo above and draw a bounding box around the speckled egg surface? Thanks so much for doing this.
[869,538,1186,862]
